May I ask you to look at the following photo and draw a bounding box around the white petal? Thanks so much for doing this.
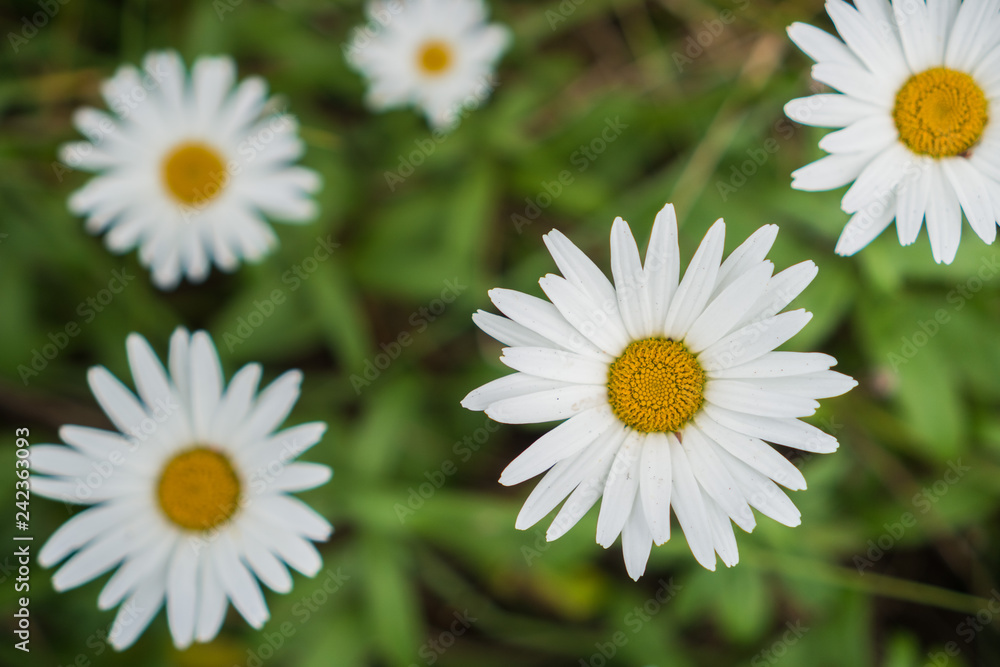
[189,331,223,440]
[787,22,863,67]
[639,432,672,545]
[818,114,898,154]
[668,437,716,571]
[254,494,332,541]
[704,404,839,453]
[500,347,609,385]
[461,373,572,411]
[610,217,650,339]
[644,204,681,332]
[195,545,229,643]
[698,310,813,372]
[942,158,997,245]
[472,310,552,348]
[841,143,910,214]
[485,384,608,424]
[897,161,931,245]
[545,424,629,541]
[500,407,615,485]
[214,534,269,629]
[108,576,166,651]
[166,540,199,649]
[695,412,807,491]
[834,196,897,256]
[713,224,778,297]
[753,370,858,399]
[595,431,643,547]
[87,366,148,437]
[664,219,726,339]
[621,500,654,581]
[716,448,802,527]
[685,261,773,353]
[39,502,136,567]
[784,95,882,128]
[236,370,303,442]
[709,351,836,379]
[539,275,630,356]
[925,162,963,264]
[515,421,624,530]
[239,532,293,593]
[734,261,818,329]
[791,151,877,192]
[488,289,610,360]
[681,427,756,532]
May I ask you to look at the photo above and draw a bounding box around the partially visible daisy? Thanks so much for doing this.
[32,327,332,650]
[345,0,510,129]
[784,0,1000,264]
[462,204,856,578]
[61,50,321,289]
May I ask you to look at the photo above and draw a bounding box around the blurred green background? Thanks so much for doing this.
[2,0,1000,665]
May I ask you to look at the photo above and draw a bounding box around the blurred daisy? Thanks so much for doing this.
[345,0,510,129]
[32,327,332,650]
[61,50,321,289]
[462,204,855,578]
[785,0,1000,264]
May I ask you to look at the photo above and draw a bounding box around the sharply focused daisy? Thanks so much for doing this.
[784,0,1000,264]
[345,0,510,129]
[31,328,332,650]
[462,204,856,578]
[61,50,321,289]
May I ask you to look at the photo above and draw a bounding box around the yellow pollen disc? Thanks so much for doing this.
[157,448,241,531]
[161,142,227,206]
[892,67,988,158]
[607,338,706,433]
[417,41,453,75]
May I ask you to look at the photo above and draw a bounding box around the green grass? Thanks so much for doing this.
[2,0,1000,665]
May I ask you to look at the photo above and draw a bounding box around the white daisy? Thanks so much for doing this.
[345,0,510,129]
[461,204,856,579]
[61,50,321,289]
[784,0,1000,264]
[31,327,332,650]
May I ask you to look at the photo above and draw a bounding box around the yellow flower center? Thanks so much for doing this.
[417,41,453,75]
[161,142,228,206]
[892,67,988,158]
[157,448,241,531]
[607,338,706,433]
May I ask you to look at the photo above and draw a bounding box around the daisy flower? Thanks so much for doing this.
[61,50,321,289]
[784,0,1000,264]
[461,204,856,578]
[345,0,510,129]
[31,327,332,650]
